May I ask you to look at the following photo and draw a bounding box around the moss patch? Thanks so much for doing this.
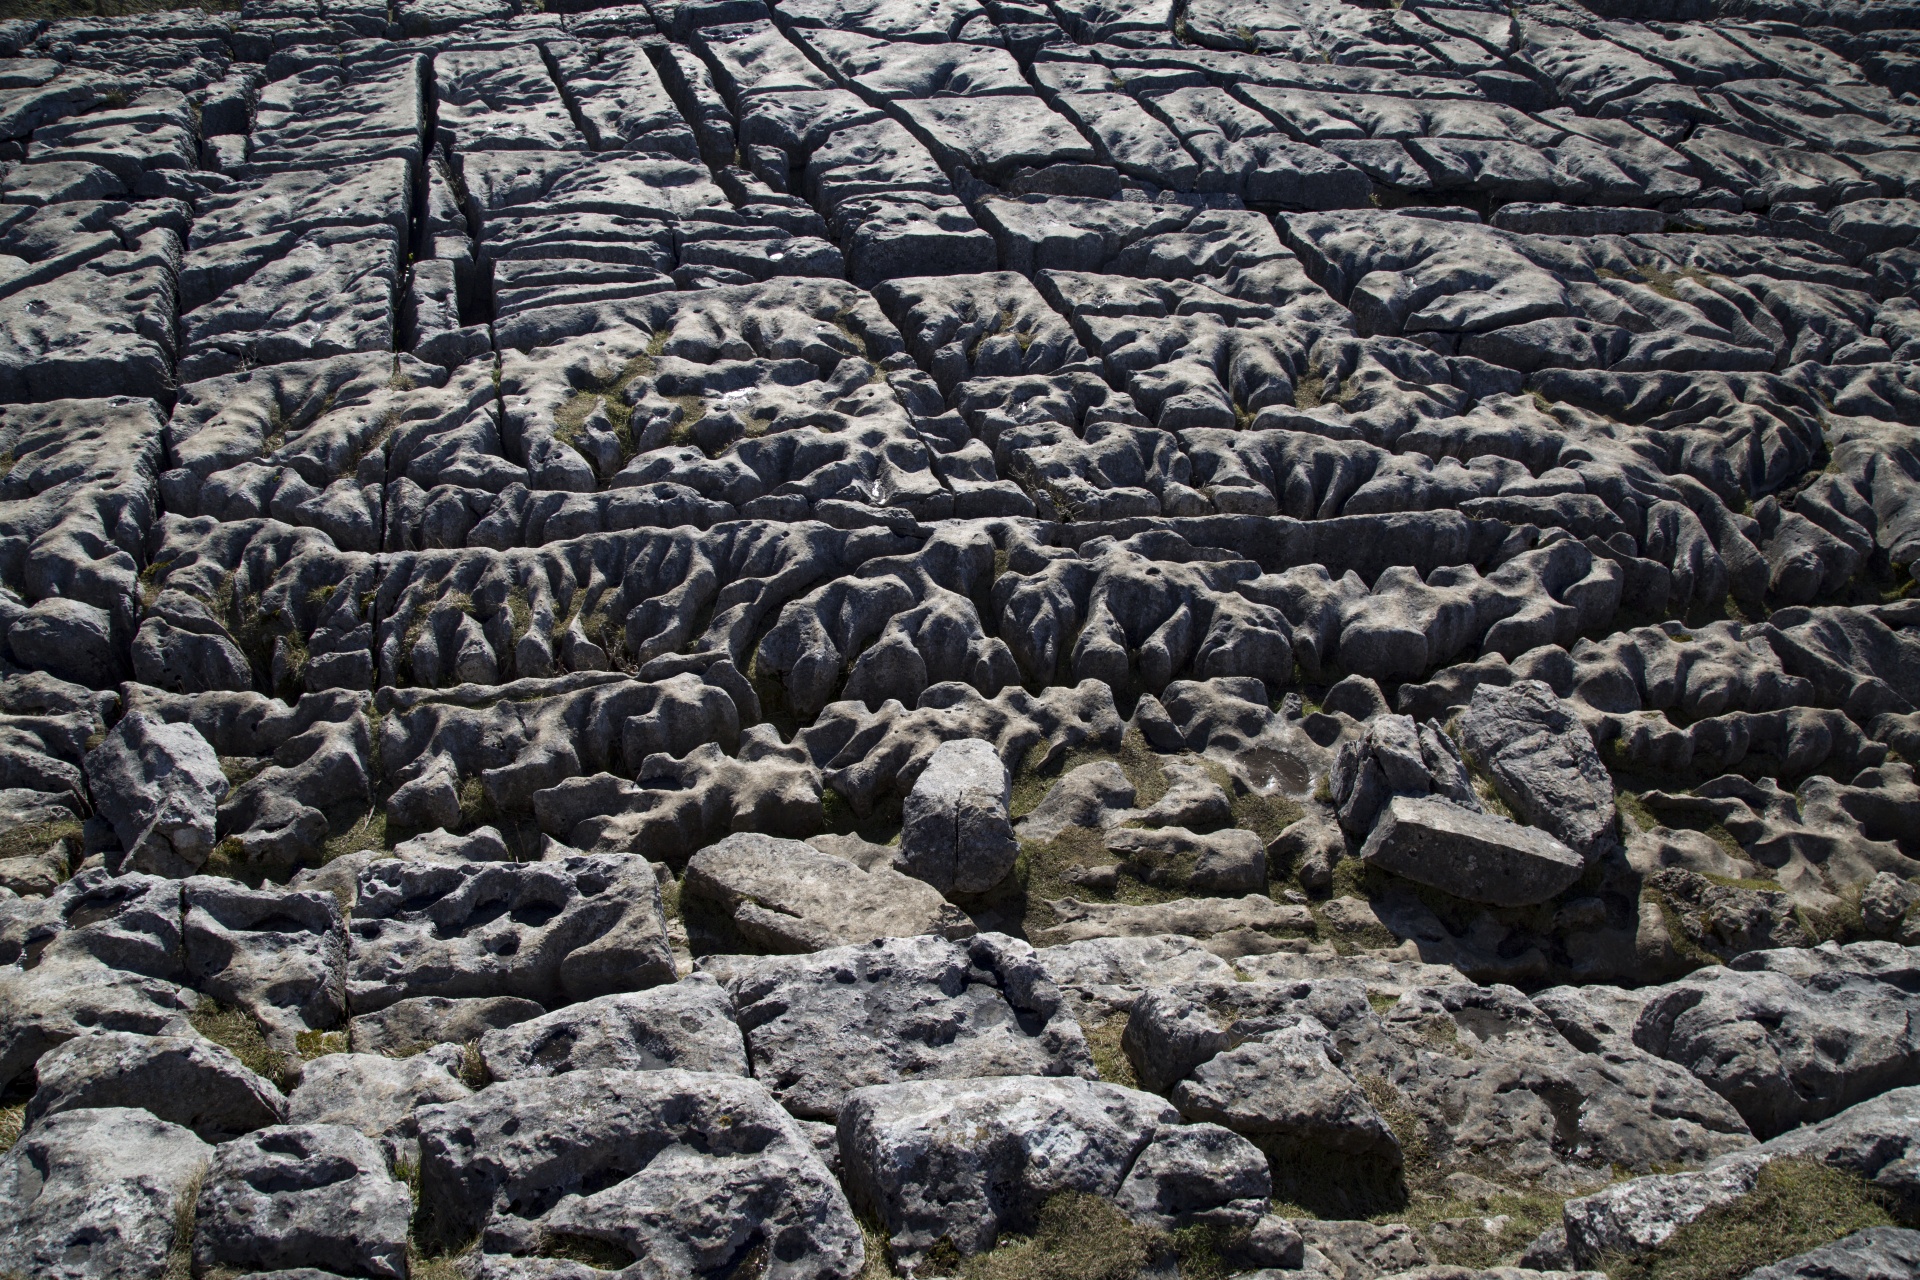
[295,1029,348,1060]
[539,1232,635,1268]
[1013,825,1186,936]
[322,804,390,864]
[458,1040,489,1090]
[1009,730,1171,821]
[1084,1017,1137,1088]
[189,1001,288,1089]
[1393,1189,1566,1269]
[0,818,80,863]
[0,1101,24,1154]
[1607,1159,1898,1280]
[1230,788,1302,845]
[954,1193,1156,1279]
[1796,883,1867,946]
[859,1217,903,1279]
[1615,790,1658,837]
[161,1168,203,1280]
[408,1243,474,1280]
[1645,885,1724,973]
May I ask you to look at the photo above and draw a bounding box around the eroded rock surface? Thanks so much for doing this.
[4,5,1920,1278]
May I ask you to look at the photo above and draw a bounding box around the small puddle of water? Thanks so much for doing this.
[1238,745,1313,797]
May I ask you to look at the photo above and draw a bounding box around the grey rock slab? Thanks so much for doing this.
[897,95,1097,181]
[833,193,996,288]
[898,736,1018,897]
[1016,760,1137,843]
[285,1048,471,1167]
[1561,1156,1767,1265]
[183,877,345,1050]
[681,831,974,955]
[346,854,675,1014]
[1035,934,1236,1020]
[1294,1220,1432,1280]
[1739,1227,1920,1280]
[24,1030,286,1141]
[547,37,698,158]
[178,231,398,382]
[1563,1084,1920,1266]
[8,598,124,688]
[716,932,1095,1120]
[1125,977,1752,1204]
[1360,796,1585,907]
[1756,1084,1920,1202]
[434,45,584,153]
[1456,680,1618,861]
[1033,893,1315,951]
[1105,825,1267,895]
[0,954,197,1092]
[1056,91,1202,190]
[185,159,412,253]
[347,994,546,1055]
[839,1074,1268,1266]
[477,974,748,1080]
[414,1067,863,1275]
[0,251,175,403]
[83,709,226,877]
[290,842,468,914]
[1487,203,1668,236]
[1171,1017,1403,1164]
[0,1106,211,1280]
[193,1123,411,1280]
[1633,966,1920,1138]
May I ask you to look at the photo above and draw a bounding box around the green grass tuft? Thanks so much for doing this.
[0,819,80,864]
[161,1168,203,1280]
[1083,1017,1137,1089]
[189,1001,289,1089]
[956,1193,1155,1280]
[1606,1159,1897,1280]
[1388,1188,1566,1269]
[0,1101,24,1154]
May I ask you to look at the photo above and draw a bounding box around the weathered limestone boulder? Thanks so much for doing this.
[1170,1016,1404,1166]
[347,854,675,1013]
[1123,977,1752,1213]
[193,1123,412,1280]
[25,1031,286,1141]
[183,876,345,1049]
[347,994,546,1055]
[1632,961,1920,1137]
[839,1074,1270,1266]
[897,737,1018,895]
[286,1049,472,1166]
[1740,1227,1920,1280]
[0,1107,211,1280]
[1331,712,1482,836]
[681,831,973,954]
[1559,1083,1920,1266]
[0,870,196,1089]
[1457,681,1618,861]
[415,1068,864,1275]
[1360,796,1586,906]
[477,974,748,1080]
[85,710,228,876]
[1032,894,1315,951]
[714,932,1095,1119]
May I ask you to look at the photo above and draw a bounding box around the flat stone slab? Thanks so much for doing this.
[1360,795,1585,906]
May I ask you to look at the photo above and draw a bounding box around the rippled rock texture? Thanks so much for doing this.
[1,0,1920,1276]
